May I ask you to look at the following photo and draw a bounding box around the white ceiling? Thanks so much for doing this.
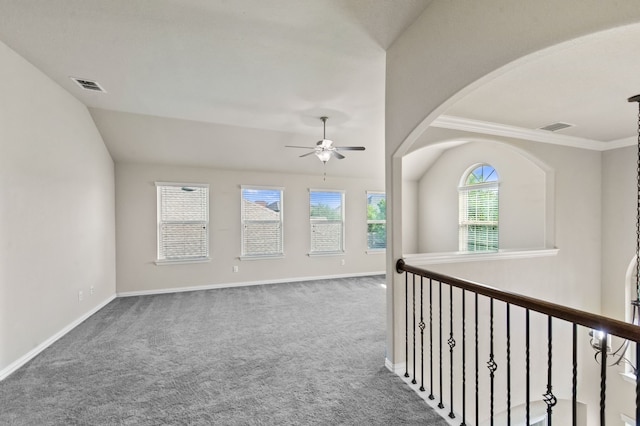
[445,23,640,144]
[0,0,431,179]
[2,2,640,180]
[404,22,640,180]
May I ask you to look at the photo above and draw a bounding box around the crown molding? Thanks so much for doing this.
[606,135,637,150]
[431,115,630,151]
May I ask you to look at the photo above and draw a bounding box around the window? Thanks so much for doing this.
[241,186,284,258]
[459,164,499,252]
[156,182,209,263]
[309,190,345,254]
[367,191,386,250]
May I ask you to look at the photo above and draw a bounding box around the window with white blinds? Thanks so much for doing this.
[156,182,209,262]
[459,164,499,252]
[241,186,283,257]
[366,191,386,250]
[309,190,345,254]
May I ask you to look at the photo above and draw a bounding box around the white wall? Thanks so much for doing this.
[416,140,546,253]
[601,145,637,423]
[115,163,385,294]
[0,41,116,374]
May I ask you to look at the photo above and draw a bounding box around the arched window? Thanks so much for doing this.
[459,164,499,252]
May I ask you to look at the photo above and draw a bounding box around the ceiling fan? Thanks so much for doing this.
[286,116,365,163]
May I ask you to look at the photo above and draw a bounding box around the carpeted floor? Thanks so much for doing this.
[0,276,448,425]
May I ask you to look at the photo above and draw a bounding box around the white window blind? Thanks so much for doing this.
[366,191,386,250]
[241,186,283,257]
[156,183,209,262]
[459,164,499,252]
[310,190,345,254]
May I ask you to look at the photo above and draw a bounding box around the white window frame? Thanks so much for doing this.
[309,189,345,255]
[240,185,284,259]
[155,182,210,265]
[366,191,386,252]
[458,164,499,252]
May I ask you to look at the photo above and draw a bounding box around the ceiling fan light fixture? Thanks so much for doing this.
[316,150,332,163]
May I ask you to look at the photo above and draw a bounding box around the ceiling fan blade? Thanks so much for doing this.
[286,145,317,149]
[332,151,345,160]
[299,151,317,158]
[335,146,365,151]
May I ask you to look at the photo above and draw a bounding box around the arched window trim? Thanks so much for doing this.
[458,163,499,252]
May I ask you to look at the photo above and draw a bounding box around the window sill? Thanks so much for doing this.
[366,249,386,255]
[308,251,345,257]
[155,257,211,266]
[239,254,285,261]
[620,371,637,384]
[402,248,558,265]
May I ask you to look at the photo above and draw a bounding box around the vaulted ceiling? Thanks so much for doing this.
[0,0,431,179]
[1,1,639,180]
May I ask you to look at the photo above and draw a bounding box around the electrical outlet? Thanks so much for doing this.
[340,259,345,266]
[78,291,83,302]
[90,286,94,295]
[232,266,239,273]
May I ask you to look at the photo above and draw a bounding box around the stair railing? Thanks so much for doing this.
[396,258,640,426]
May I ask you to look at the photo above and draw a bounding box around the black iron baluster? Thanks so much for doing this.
[487,298,497,425]
[461,290,466,426]
[572,323,577,426]
[448,285,456,419]
[405,272,409,378]
[506,303,511,426]
[475,293,479,426]
[438,281,444,409]
[600,332,607,425]
[429,278,434,400]
[420,276,425,392]
[543,316,557,426]
[526,309,530,426]
[412,274,417,385]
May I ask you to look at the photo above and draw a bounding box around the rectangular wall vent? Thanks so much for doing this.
[538,122,573,132]
[70,77,106,93]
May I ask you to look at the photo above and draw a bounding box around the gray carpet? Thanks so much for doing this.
[0,276,448,425]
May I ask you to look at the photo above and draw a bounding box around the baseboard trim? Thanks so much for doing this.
[0,294,116,381]
[391,367,462,426]
[385,358,405,374]
[117,271,386,297]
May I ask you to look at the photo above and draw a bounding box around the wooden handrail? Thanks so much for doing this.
[396,259,640,342]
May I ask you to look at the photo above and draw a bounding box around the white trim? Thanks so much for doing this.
[240,184,284,191]
[620,371,637,384]
[155,257,211,265]
[391,367,462,426]
[117,271,386,297]
[403,248,559,265]
[607,136,637,150]
[0,294,117,381]
[432,115,611,151]
[621,412,635,425]
[239,254,285,261]
[366,249,386,255]
[385,358,405,374]
[155,181,209,188]
[307,251,345,257]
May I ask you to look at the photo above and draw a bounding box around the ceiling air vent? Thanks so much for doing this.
[70,77,106,93]
[538,122,573,132]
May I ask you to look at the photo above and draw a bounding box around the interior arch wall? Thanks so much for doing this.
[415,140,548,253]
[385,4,640,425]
